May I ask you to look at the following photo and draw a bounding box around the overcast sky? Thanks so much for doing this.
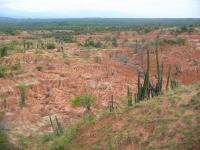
[0,0,200,18]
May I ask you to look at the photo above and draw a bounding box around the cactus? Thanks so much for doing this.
[49,115,63,136]
[134,93,138,104]
[135,39,138,53]
[170,78,180,90]
[156,36,160,81]
[166,64,171,90]
[154,36,164,96]
[19,86,26,107]
[49,116,56,135]
[1,94,7,109]
[133,36,181,106]
[127,86,132,106]
[109,95,115,113]
[55,116,64,134]
[134,49,150,103]
[143,48,150,99]
[46,83,50,97]
[160,61,164,91]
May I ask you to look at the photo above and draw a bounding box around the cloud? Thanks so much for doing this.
[0,0,199,17]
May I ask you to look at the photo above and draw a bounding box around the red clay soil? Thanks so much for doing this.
[0,30,200,141]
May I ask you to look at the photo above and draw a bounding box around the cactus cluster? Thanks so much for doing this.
[170,78,180,90]
[134,49,150,103]
[134,36,180,104]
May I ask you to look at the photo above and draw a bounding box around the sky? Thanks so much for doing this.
[0,0,200,18]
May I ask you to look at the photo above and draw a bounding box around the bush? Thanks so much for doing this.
[11,64,20,70]
[0,66,7,78]
[48,65,55,70]
[94,41,102,48]
[0,47,8,57]
[59,73,65,77]
[162,38,186,45]
[36,66,43,71]
[0,124,16,150]
[39,133,56,146]
[46,43,55,49]
[71,91,97,110]
[112,37,118,47]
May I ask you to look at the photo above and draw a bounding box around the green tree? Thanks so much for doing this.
[188,27,194,34]
[181,26,188,32]
[94,41,102,48]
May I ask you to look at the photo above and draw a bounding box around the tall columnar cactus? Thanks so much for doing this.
[166,64,171,90]
[23,40,26,49]
[155,36,164,96]
[137,72,141,101]
[159,61,164,94]
[134,93,138,104]
[156,36,160,81]
[49,115,56,134]
[1,94,7,109]
[109,95,115,112]
[55,116,64,134]
[135,39,138,53]
[49,115,64,136]
[127,86,132,106]
[143,48,150,99]
[19,86,26,107]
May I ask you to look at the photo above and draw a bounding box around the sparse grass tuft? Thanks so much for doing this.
[182,115,192,124]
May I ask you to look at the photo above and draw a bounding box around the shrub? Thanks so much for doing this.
[36,66,43,71]
[162,38,186,45]
[0,124,10,150]
[65,59,70,65]
[182,115,192,124]
[0,47,7,57]
[59,73,65,77]
[0,66,7,78]
[71,91,97,110]
[112,37,118,47]
[48,65,55,70]
[39,133,56,146]
[46,43,55,49]
[11,64,20,70]
[94,41,102,48]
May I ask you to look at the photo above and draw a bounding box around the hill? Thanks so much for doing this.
[30,82,200,150]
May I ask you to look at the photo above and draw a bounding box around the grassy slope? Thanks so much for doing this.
[36,82,200,150]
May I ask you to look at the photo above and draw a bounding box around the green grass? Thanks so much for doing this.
[59,73,65,77]
[182,115,192,124]
[11,64,20,70]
